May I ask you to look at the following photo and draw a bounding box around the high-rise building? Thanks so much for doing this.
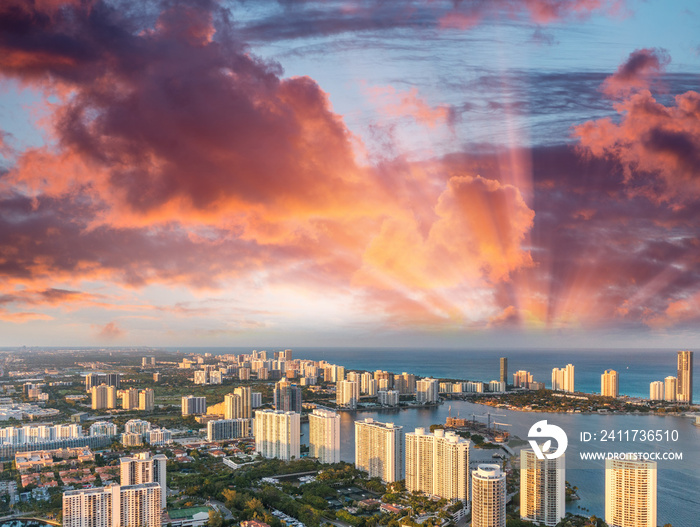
[124,419,151,436]
[309,408,340,464]
[148,428,172,445]
[605,456,657,527]
[401,372,417,394]
[138,389,154,411]
[92,384,117,410]
[601,370,619,398]
[416,378,439,404]
[360,373,377,395]
[251,392,262,408]
[489,381,506,392]
[354,418,404,483]
[405,428,470,503]
[664,376,677,402]
[551,365,574,392]
[378,390,399,406]
[273,380,302,413]
[181,395,206,416]
[677,350,693,404]
[254,410,300,460]
[224,388,251,419]
[89,421,117,437]
[121,388,139,410]
[207,418,251,442]
[649,381,664,401]
[63,483,162,527]
[499,357,508,384]
[105,373,121,389]
[120,451,167,509]
[336,380,359,409]
[520,448,565,526]
[513,370,533,389]
[85,373,101,393]
[194,370,208,385]
[471,464,506,527]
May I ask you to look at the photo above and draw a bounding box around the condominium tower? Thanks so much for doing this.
[336,380,360,409]
[499,357,508,384]
[471,464,506,527]
[225,387,252,419]
[416,378,439,404]
[520,448,565,526]
[308,408,341,464]
[605,456,657,527]
[92,384,118,410]
[63,483,161,527]
[355,418,404,483]
[254,409,300,461]
[601,370,619,398]
[405,428,470,503]
[273,380,302,413]
[181,395,206,416]
[120,451,167,509]
[677,350,693,403]
[552,364,575,392]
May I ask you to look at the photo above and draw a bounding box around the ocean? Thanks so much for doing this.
[174,347,698,403]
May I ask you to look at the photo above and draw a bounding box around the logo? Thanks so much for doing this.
[528,420,568,459]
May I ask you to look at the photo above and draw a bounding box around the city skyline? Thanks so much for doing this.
[1,1,700,348]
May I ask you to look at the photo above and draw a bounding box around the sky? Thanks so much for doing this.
[0,0,700,348]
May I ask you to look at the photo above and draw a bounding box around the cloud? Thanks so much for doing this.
[575,51,700,205]
[95,321,125,339]
[601,48,671,97]
[232,0,629,42]
[366,85,455,129]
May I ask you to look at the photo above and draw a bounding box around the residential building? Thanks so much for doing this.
[471,464,506,527]
[354,418,403,483]
[405,428,469,503]
[92,384,118,410]
[139,389,154,411]
[207,419,251,441]
[254,410,300,461]
[677,350,693,404]
[378,390,399,406]
[336,380,360,409]
[308,408,340,464]
[120,451,168,509]
[89,422,117,437]
[520,448,565,526]
[63,483,161,527]
[499,357,508,384]
[416,378,439,404]
[273,380,302,413]
[605,456,657,527]
[664,377,677,402]
[601,370,619,398]
[649,381,664,401]
[552,364,575,392]
[513,371,533,389]
[181,396,206,416]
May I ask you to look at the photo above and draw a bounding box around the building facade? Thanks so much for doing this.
[520,448,565,527]
[253,410,300,461]
[471,464,506,527]
[308,408,340,464]
[354,418,404,483]
[405,428,470,503]
[605,456,657,527]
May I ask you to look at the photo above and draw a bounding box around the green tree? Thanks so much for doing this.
[208,510,223,527]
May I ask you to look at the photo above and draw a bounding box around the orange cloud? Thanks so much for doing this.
[367,85,453,129]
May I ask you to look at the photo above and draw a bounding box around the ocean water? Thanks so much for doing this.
[177,347,698,403]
